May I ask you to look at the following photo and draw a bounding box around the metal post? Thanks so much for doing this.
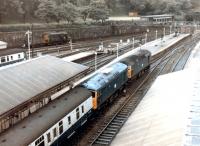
[116,43,119,58]
[163,27,165,38]
[170,25,172,34]
[95,52,97,71]
[25,30,32,60]
[145,33,147,44]
[132,37,134,49]
[70,39,72,51]
[156,30,158,40]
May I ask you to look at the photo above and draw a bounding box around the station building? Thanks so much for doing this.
[141,14,174,24]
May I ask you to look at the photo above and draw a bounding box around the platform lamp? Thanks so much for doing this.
[25,30,32,60]
[132,37,135,49]
[116,43,119,58]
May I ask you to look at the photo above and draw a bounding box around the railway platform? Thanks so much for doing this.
[0,55,89,133]
[74,33,190,87]
[110,41,200,146]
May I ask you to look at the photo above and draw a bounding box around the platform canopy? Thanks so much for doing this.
[0,55,88,116]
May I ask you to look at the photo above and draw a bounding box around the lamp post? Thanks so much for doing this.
[132,37,134,49]
[155,30,158,40]
[25,30,32,60]
[95,52,97,71]
[116,43,119,58]
[145,29,149,44]
[170,25,172,34]
[163,27,166,38]
[70,38,73,51]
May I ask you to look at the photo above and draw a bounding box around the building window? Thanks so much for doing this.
[76,108,80,120]
[68,116,71,125]
[81,105,84,113]
[53,128,57,138]
[59,121,63,135]
[47,133,51,143]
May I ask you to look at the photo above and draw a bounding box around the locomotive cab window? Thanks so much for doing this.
[92,92,95,98]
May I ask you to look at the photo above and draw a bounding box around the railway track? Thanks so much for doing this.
[28,31,166,58]
[61,34,200,146]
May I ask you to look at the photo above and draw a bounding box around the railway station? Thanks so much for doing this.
[1,1,200,146]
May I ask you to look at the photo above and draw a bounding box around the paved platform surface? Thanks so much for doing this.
[111,38,200,146]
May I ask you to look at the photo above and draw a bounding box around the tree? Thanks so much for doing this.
[35,0,59,23]
[89,0,110,23]
[79,6,90,22]
[0,0,24,23]
[57,2,79,23]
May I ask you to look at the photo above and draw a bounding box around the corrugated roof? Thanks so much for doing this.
[82,62,127,90]
[0,87,92,146]
[111,68,200,146]
[0,55,88,116]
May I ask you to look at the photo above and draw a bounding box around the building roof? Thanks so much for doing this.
[0,41,7,50]
[0,87,91,146]
[0,55,88,116]
[111,68,200,146]
[0,48,25,56]
[82,62,127,90]
[141,14,174,18]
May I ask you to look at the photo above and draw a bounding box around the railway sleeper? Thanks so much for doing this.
[115,116,126,121]
[94,140,109,145]
[106,127,118,132]
[104,131,117,135]
[97,138,111,142]
[109,124,120,129]
[112,120,123,124]
[101,133,114,138]
[99,135,113,139]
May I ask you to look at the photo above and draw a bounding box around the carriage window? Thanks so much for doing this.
[11,56,13,60]
[47,133,51,143]
[53,128,57,138]
[82,105,84,113]
[1,57,5,63]
[35,136,44,146]
[68,116,71,125]
[59,121,63,135]
[7,56,9,61]
[18,54,21,59]
[76,108,80,120]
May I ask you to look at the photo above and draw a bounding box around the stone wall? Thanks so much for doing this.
[0,24,168,48]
